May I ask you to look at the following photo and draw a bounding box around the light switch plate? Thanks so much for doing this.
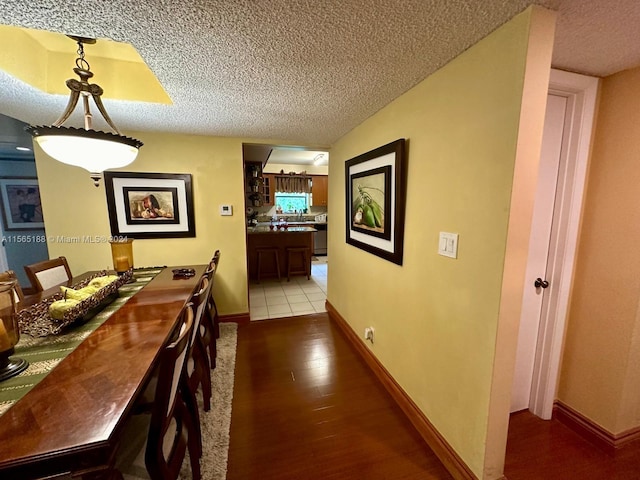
[438,232,458,259]
[220,204,233,216]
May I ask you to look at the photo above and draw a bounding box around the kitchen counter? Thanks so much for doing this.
[254,221,326,227]
[247,226,315,281]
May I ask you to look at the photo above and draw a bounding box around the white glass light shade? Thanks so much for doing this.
[35,135,138,171]
[28,126,142,183]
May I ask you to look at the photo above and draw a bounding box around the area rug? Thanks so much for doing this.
[122,322,238,480]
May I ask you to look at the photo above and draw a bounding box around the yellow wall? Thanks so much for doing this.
[327,7,554,478]
[34,132,260,316]
[559,66,640,434]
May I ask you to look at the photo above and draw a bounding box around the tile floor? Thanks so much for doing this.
[249,256,327,320]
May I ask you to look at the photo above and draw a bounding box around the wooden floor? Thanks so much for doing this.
[505,410,640,479]
[226,314,640,479]
[227,314,452,479]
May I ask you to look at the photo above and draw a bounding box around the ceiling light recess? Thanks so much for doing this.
[26,36,143,187]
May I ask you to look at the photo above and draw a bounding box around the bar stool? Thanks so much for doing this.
[286,247,310,281]
[256,247,281,283]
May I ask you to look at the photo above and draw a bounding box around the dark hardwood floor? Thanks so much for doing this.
[226,313,640,480]
[227,314,452,479]
[505,410,640,480]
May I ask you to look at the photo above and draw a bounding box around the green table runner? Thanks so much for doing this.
[0,269,162,416]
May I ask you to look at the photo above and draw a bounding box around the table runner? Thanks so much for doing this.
[0,268,162,416]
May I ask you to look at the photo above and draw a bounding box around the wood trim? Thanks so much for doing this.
[219,312,250,325]
[325,300,478,480]
[554,401,640,454]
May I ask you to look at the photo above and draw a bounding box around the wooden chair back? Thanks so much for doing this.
[204,250,220,276]
[203,251,221,367]
[145,303,200,480]
[24,256,72,292]
[209,250,220,328]
[0,270,24,303]
[185,275,213,416]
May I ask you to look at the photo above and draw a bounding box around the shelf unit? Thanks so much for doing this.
[245,162,264,208]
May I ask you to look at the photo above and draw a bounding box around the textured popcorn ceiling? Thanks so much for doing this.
[0,0,638,147]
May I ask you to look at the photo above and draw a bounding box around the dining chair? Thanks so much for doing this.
[0,270,25,303]
[211,249,220,268]
[24,256,73,292]
[117,303,202,479]
[211,251,220,340]
[146,302,201,480]
[186,275,213,414]
[202,251,220,368]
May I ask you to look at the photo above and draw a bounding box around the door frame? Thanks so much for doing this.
[528,69,599,418]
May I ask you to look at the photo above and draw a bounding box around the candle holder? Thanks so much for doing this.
[0,280,28,382]
[109,238,134,275]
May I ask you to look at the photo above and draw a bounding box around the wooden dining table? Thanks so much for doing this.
[0,265,206,480]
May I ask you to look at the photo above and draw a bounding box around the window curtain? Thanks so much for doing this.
[275,175,311,193]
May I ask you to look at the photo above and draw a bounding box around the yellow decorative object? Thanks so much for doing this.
[110,239,134,274]
[88,275,119,289]
[48,299,81,320]
[60,285,99,300]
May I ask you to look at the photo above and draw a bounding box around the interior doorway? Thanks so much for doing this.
[510,69,599,419]
[0,114,50,288]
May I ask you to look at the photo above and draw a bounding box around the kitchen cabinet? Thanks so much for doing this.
[246,227,315,281]
[262,174,275,206]
[311,175,328,206]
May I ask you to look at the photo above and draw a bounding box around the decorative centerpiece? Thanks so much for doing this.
[0,280,28,381]
[109,238,134,274]
[18,270,133,337]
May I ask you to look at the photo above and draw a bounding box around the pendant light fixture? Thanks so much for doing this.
[26,36,143,187]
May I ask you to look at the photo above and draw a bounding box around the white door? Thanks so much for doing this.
[510,70,598,418]
[511,94,566,412]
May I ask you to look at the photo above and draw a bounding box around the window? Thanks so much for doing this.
[274,193,309,213]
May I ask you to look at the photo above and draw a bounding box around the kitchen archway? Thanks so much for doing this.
[242,143,329,321]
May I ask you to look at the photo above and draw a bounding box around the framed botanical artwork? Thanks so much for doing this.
[0,177,45,230]
[103,172,195,239]
[345,139,407,265]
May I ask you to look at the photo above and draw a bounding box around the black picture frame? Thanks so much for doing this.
[345,139,407,265]
[0,177,44,230]
[104,172,195,239]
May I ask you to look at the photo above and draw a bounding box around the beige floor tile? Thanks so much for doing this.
[250,305,269,320]
[249,295,267,306]
[305,292,326,302]
[264,285,285,294]
[283,286,305,296]
[311,300,327,312]
[266,295,288,306]
[267,303,292,315]
[286,294,309,304]
[290,302,314,313]
[301,285,323,294]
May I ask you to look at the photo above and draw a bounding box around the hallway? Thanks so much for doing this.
[227,314,452,479]
[229,314,640,479]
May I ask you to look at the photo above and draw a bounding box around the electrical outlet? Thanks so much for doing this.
[364,327,375,343]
